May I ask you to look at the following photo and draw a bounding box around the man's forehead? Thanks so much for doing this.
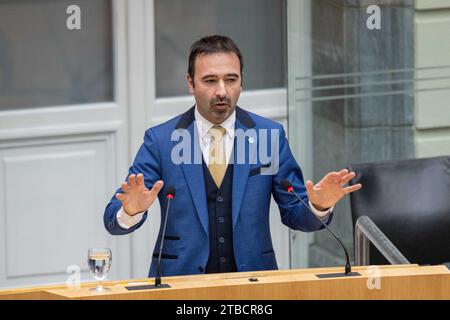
[194,52,241,74]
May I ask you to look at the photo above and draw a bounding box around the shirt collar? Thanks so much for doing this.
[194,106,236,141]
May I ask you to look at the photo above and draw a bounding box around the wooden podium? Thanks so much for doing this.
[0,264,449,300]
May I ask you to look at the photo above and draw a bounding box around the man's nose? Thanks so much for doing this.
[215,80,227,98]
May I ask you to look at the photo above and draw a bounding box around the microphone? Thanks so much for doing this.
[154,186,176,288]
[281,179,360,278]
[124,186,175,291]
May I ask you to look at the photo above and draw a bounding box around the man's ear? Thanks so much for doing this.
[187,74,195,94]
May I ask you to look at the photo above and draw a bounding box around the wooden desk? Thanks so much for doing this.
[0,264,448,300]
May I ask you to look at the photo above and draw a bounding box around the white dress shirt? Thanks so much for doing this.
[194,107,235,166]
[116,106,331,229]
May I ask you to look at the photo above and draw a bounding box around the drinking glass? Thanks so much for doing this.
[87,248,112,293]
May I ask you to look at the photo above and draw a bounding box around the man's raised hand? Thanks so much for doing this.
[115,174,164,216]
[306,169,362,211]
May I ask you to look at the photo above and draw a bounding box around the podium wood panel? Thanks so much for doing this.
[0,264,449,300]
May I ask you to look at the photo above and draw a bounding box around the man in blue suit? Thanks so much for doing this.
[104,35,361,277]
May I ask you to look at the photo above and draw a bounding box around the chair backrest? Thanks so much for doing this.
[348,156,450,265]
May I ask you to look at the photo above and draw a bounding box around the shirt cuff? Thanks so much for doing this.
[309,200,333,221]
[116,207,145,229]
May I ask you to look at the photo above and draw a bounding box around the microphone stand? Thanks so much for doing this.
[283,180,361,278]
[154,191,173,288]
[125,188,175,291]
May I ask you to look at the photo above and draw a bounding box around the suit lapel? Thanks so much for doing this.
[175,107,209,236]
[232,107,256,230]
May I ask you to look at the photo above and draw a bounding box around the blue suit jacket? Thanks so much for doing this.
[104,106,332,277]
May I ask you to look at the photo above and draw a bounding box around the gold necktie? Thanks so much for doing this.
[208,126,227,187]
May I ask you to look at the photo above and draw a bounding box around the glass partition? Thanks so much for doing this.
[287,0,450,268]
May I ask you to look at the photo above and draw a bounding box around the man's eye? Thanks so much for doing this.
[204,79,215,84]
[226,78,237,84]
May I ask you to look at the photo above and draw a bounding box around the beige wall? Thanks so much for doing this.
[414,0,450,157]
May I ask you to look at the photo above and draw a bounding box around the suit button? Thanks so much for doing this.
[220,257,226,263]
[218,217,225,223]
[198,266,205,273]
[219,237,225,243]
[217,196,223,202]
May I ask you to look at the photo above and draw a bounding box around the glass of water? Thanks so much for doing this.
[88,248,112,293]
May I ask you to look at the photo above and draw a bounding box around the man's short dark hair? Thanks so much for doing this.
[188,35,243,82]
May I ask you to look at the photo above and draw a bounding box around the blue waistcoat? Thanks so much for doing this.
[202,160,237,273]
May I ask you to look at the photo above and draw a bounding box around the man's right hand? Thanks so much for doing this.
[115,174,164,216]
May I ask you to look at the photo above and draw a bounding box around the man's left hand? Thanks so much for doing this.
[306,169,362,211]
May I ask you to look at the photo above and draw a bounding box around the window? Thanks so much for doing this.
[154,0,286,97]
[0,0,113,110]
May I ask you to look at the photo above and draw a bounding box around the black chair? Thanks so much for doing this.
[348,156,450,266]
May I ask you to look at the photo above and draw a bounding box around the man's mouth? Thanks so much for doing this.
[213,102,230,110]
